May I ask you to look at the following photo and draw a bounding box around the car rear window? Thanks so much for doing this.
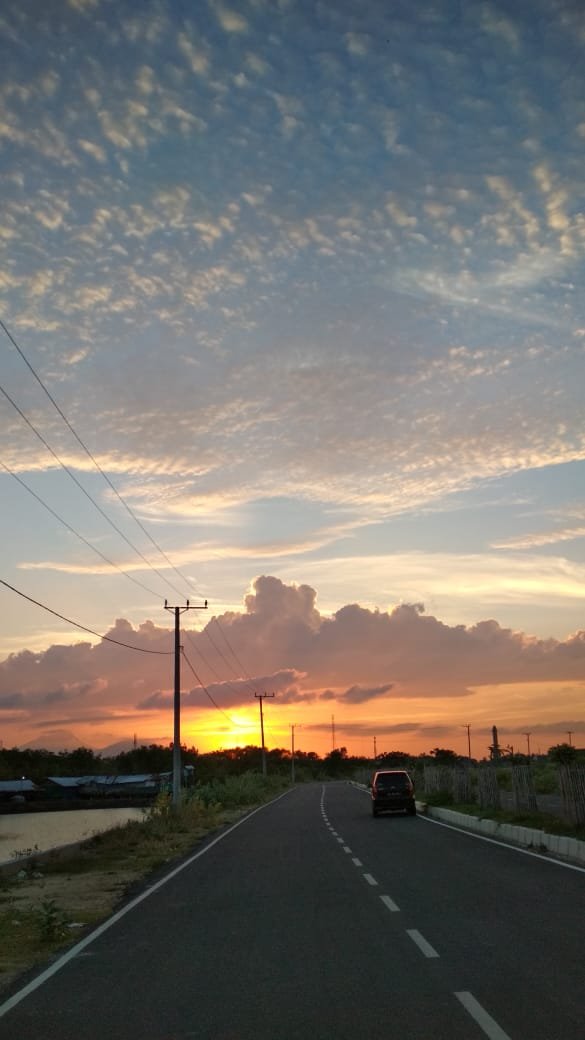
[375,772,410,789]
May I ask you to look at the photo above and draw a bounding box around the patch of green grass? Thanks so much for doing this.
[0,902,70,978]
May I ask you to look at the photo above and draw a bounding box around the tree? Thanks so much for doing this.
[429,748,460,765]
[323,747,349,776]
[548,743,577,765]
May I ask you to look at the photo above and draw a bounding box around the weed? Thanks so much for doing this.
[10,844,40,863]
[37,898,69,943]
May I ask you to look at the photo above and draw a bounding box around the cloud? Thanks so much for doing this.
[177,32,211,77]
[320,682,394,705]
[492,526,585,550]
[1,577,585,749]
[214,5,248,34]
[77,138,107,163]
[479,7,520,51]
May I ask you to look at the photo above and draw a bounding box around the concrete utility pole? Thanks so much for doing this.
[524,732,532,758]
[165,599,207,806]
[291,724,300,783]
[567,731,574,746]
[331,714,336,752]
[462,724,472,762]
[255,691,274,776]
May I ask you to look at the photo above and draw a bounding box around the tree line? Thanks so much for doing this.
[0,741,580,784]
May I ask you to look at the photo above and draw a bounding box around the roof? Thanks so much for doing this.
[0,779,39,793]
[47,773,170,788]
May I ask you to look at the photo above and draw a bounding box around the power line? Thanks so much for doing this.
[0,578,172,654]
[211,616,257,693]
[0,378,186,597]
[1,459,163,599]
[201,620,257,696]
[0,317,203,600]
[181,649,241,726]
[184,629,255,702]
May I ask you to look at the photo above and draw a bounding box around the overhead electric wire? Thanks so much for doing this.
[200,621,258,697]
[211,616,258,692]
[181,648,241,726]
[1,459,163,599]
[184,629,256,703]
[0,378,187,599]
[0,578,172,654]
[0,317,205,601]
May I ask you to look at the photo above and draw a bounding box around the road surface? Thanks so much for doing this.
[0,781,583,1039]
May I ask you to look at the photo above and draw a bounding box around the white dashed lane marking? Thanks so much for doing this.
[323,787,513,1040]
[406,929,439,958]
[455,992,512,1040]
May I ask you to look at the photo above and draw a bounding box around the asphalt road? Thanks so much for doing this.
[1,782,583,1040]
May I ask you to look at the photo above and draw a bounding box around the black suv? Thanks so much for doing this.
[370,770,416,817]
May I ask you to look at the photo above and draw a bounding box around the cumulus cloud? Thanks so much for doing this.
[2,578,584,751]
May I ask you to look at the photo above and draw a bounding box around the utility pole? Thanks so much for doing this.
[462,724,471,762]
[524,732,532,758]
[331,714,336,752]
[291,724,300,783]
[567,731,574,746]
[373,735,377,761]
[165,598,207,807]
[255,692,274,776]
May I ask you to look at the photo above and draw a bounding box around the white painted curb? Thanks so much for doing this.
[421,804,585,866]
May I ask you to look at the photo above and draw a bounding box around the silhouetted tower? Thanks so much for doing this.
[489,725,501,760]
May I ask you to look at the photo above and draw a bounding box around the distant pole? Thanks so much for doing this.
[567,731,574,746]
[463,724,471,762]
[255,692,274,776]
[291,724,297,783]
[165,598,207,807]
[331,714,336,752]
[373,735,377,760]
[523,732,532,758]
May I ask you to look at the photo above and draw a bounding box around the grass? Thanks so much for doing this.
[0,774,290,994]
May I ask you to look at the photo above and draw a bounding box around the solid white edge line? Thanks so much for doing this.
[419,814,585,873]
[353,782,585,874]
[0,787,294,1019]
[380,894,400,912]
[455,991,512,1040]
[406,929,439,958]
[363,872,378,886]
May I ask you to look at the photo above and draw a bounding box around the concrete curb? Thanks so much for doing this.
[419,803,585,867]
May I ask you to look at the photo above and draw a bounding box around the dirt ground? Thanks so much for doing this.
[0,856,148,996]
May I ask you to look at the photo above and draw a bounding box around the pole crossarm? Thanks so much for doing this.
[164,599,208,806]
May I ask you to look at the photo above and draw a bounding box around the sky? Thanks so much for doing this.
[0,0,584,761]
